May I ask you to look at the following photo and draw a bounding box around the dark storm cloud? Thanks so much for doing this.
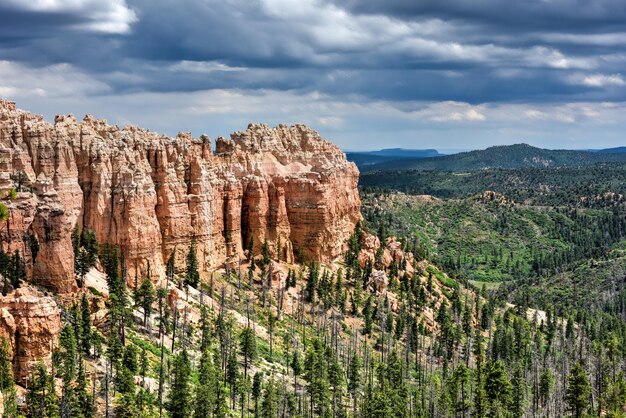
[1,0,626,150]
[339,0,626,31]
[1,0,625,103]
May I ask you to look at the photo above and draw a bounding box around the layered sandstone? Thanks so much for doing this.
[0,100,361,293]
[0,286,61,384]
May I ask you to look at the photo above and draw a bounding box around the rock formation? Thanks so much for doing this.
[0,100,361,294]
[359,234,415,277]
[0,286,61,384]
[368,269,389,293]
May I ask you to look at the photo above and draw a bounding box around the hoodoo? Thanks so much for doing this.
[0,100,361,294]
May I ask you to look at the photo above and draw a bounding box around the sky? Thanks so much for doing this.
[1,0,626,151]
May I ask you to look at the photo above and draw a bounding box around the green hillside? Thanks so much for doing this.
[362,191,626,282]
[360,163,626,208]
[357,144,626,172]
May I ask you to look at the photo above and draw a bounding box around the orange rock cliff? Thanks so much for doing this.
[0,99,362,295]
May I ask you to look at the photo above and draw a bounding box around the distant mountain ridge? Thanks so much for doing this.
[355,143,626,172]
[595,146,626,153]
[366,148,443,157]
[346,148,443,168]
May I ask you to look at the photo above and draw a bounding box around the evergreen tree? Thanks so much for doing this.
[80,293,92,356]
[347,354,362,415]
[59,324,77,384]
[166,249,176,281]
[261,378,278,418]
[450,363,471,417]
[226,349,240,408]
[0,338,17,417]
[565,362,591,418]
[252,372,264,418]
[539,369,554,412]
[137,275,155,327]
[484,360,512,417]
[510,363,525,418]
[185,241,200,288]
[473,338,487,418]
[240,326,257,379]
[115,393,139,418]
[304,339,331,417]
[305,262,319,303]
[194,349,218,418]
[26,363,59,418]
[167,349,192,418]
[76,360,93,418]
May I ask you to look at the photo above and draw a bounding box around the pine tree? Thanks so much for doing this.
[80,293,92,356]
[167,249,176,281]
[450,363,471,417]
[347,353,362,415]
[59,324,77,384]
[240,326,257,379]
[305,262,319,303]
[194,349,218,418]
[167,349,192,418]
[137,275,155,327]
[261,240,271,267]
[252,372,264,418]
[226,349,240,408]
[59,322,83,418]
[565,362,591,418]
[473,338,487,418]
[0,338,17,417]
[485,360,512,417]
[304,339,331,417]
[185,241,200,288]
[115,393,139,418]
[26,363,59,418]
[510,363,525,418]
[76,360,93,418]
[261,378,278,418]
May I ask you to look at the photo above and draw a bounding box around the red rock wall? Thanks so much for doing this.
[0,286,61,385]
[0,100,361,293]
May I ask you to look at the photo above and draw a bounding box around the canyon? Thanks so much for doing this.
[0,99,361,294]
[0,99,360,382]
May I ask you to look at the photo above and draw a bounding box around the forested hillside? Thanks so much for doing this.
[355,144,626,172]
[2,217,624,417]
[361,163,626,206]
[362,192,626,282]
[354,162,626,417]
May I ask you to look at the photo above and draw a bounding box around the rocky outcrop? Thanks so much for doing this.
[368,269,388,293]
[0,100,361,293]
[0,286,61,384]
[359,234,415,277]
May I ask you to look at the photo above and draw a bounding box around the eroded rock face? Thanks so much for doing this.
[0,286,61,384]
[359,234,415,277]
[368,269,389,293]
[0,100,361,293]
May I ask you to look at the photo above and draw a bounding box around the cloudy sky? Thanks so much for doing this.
[1,0,626,151]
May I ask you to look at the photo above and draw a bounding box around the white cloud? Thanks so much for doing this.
[3,0,137,33]
[169,61,246,73]
[541,32,626,46]
[316,116,342,126]
[567,73,625,87]
[582,74,624,87]
[0,61,110,98]
[254,0,595,70]
[412,102,487,122]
